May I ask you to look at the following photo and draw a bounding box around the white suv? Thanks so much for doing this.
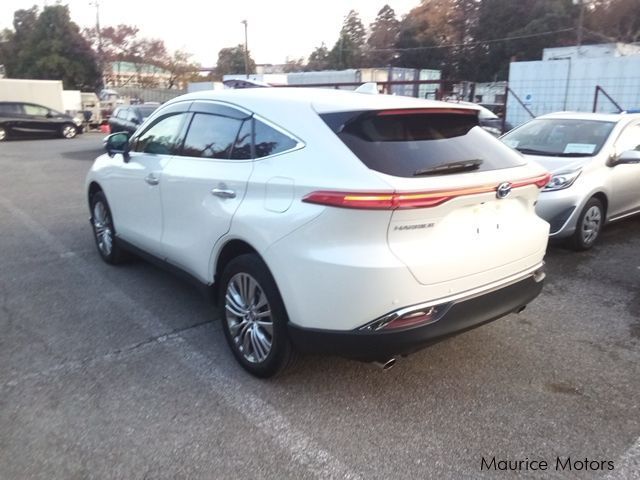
[86,88,550,377]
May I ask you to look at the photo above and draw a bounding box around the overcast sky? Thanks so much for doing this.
[1,0,420,66]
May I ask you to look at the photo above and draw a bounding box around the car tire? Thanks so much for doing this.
[570,197,604,251]
[218,254,297,378]
[90,191,128,264]
[60,123,77,139]
[0,126,7,141]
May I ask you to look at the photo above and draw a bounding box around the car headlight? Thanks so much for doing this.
[543,168,582,191]
[73,116,83,127]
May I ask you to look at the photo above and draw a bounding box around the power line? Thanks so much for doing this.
[344,27,577,53]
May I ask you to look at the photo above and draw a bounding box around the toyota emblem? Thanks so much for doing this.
[496,182,512,199]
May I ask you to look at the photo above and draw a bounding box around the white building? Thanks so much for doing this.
[507,43,640,127]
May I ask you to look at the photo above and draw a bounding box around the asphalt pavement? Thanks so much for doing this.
[1,134,639,479]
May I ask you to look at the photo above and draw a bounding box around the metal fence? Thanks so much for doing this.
[112,87,185,104]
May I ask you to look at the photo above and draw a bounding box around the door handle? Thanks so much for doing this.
[211,188,236,199]
[145,173,160,186]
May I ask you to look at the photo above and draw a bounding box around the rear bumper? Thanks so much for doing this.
[288,269,545,362]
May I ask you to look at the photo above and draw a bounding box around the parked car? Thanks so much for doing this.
[86,88,550,377]
[108,104,159,135]
[448,101,513,136]
[0,101,81,141]
[501,112,640,250]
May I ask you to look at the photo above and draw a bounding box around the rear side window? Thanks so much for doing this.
[182,113,242,159]
[230,120,252,160]
[254,119,298,158]
[0,103,21,115]
[116,108,128,119]
[321,110,525,178]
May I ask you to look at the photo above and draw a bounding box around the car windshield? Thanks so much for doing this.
[501,118,615,157]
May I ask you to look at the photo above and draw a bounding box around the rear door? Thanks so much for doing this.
[322,108,549,290]
[160,101,253,281]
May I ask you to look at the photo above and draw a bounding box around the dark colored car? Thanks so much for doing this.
[108,105,159,135]
[0,101,81,141]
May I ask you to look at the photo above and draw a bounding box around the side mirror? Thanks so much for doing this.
[610,150,640,166]
[104,132,131,161]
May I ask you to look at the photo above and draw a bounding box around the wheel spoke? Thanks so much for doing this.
[253,290,268,309]
[229,318,248,336]
[225,291,247,317]
[228,282,247,310]
[241,323,252,354]
[256,320,273,337]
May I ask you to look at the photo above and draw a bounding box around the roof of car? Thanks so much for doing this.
[167,87,471,114]
[537,111,640,122]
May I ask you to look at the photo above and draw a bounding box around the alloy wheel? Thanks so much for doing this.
[92,201,113,257]
[225,273,274,364]
[62,125,76,138]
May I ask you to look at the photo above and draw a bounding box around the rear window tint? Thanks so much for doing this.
[321,110,525,178]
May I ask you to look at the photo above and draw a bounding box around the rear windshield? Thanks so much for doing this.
[321,110,525,178]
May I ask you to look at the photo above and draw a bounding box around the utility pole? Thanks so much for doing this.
[91,0,105,87]
[241,20,249,79]
[577,0,585,48]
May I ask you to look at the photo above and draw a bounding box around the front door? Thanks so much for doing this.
[608,123,640,218]
[107,112,190,257]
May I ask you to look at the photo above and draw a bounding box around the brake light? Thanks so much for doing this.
[376,108,477,116]
[303,173,551,210]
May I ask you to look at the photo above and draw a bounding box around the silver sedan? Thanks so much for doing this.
[501,112,640,250]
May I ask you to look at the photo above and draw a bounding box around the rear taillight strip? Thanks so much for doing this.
[302,172,551,210]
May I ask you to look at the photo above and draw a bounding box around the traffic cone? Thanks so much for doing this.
[100,124,111,134]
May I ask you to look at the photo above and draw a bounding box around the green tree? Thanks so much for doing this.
[307,43,330,70]
[586,0,640,43]
[328,10,366,69]
[216,44,255,76]
[394,1,449,72]
[6,5,100,90]
[472,0,576,81]
[282,57,305,73]
[366,5,401,66]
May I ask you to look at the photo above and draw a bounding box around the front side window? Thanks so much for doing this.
[23,104,49,116]
[615,124,640,153]
[182,113,243,159]
[254,119,298,158]
[133,113,187,155]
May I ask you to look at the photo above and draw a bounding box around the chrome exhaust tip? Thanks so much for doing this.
[373,358,397,371]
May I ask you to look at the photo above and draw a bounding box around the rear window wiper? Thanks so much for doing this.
[413,159,483,176]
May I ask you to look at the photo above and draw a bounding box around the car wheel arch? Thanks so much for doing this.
[591,192,608,221]
[88,181,103,208]
[213,239,263,299]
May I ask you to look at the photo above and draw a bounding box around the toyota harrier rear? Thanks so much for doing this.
[86,88,549,377]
